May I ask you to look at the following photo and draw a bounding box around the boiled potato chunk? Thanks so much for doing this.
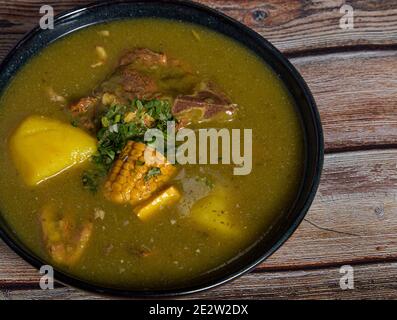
[10,115,97,186]
[134,186,181,220]
[191,191,239,237]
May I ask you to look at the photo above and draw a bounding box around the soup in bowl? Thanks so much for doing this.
[0,1,323,296]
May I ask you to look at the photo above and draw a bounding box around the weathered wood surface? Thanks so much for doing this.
[0,0,396,55]
[263,149,397,270]
[0,0,396,300]
[292,50,397,151]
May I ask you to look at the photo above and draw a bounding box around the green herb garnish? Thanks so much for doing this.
[82,98,176,192]
[71,119,79,127]
[136,160,145,166]
[144,167,161,181]
[82,167,107,193]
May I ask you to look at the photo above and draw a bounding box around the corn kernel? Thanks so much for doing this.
[103,141,177,206]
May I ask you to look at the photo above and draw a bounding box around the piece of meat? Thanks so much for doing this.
[40,204,93,266]
[172,82,238,127]
[66,48,235,132]
[68,97,99,132]
[69,97,98,116]
[67,49,170,129]
[119,48,167,67]
[120,69,160,100]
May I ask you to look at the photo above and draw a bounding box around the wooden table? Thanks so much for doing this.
[0,0,396,300]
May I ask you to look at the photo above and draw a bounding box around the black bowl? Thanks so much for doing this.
[0,0,324,297]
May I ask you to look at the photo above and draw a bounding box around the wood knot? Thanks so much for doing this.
[252,10,268,22]
[374,206,385,219]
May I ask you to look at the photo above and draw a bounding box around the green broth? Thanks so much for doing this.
[0,19,304,289]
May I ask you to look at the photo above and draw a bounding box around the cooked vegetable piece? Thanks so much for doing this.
[46,87,66,103]
[176,175,213,216]
[104,141,177,205]
[190,189,239,237]
[9,116,97,186]
[40,204,93,266]
[80,99,176,194]
[91,46,108,68]
[134,186,181,220]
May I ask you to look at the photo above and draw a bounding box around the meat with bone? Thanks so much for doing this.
[172,82,238,127]
[67,48,237,131]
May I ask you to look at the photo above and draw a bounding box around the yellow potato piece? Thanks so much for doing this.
[191,192,239,237]
[134,186,181,221]
[10,115,97,186]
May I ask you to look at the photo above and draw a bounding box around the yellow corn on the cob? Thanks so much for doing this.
[103,141,177,206]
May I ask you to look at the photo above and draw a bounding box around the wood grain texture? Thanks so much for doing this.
[291,50,397,151]
[0,0,396,57]
[2,262,397,300]
[197,0,397,54]
[262,149,397,270]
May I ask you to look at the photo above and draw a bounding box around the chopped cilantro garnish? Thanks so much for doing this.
[71,119,79,127]
[82,98,176,192]
[82,167,107,193]
[144,167,161,181]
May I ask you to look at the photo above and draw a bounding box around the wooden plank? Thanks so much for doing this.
[291,50,397,151]
[0,240,39,286]
[2,262,397,299]
[261,149,397,270]
[0,0,396,59]
[0,149,396,285]
[197,0,397,54]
